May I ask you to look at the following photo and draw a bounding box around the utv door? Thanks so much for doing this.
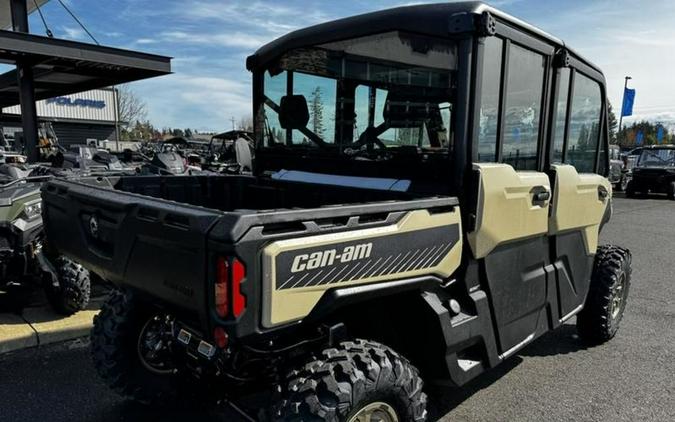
[547,65,611,321]
[468,35,554,356]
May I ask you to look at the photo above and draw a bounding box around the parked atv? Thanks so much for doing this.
[0,168,90,315]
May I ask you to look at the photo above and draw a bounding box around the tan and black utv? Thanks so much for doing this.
[42,2,632,420]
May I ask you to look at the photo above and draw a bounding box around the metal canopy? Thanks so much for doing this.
[0,0,49,30]
[0,29,172,108]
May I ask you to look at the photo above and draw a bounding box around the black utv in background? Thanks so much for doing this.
[42,2,632,420]
[626,145,675,199]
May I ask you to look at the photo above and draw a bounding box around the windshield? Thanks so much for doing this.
[257,31,457,156]
[637,148,675,167]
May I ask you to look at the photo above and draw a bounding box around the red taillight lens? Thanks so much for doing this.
[231,258,246,317]
[215,259,229,318]
[214,257,247,319]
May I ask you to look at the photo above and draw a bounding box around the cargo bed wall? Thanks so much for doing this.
[115,175,415,212]
[41,180,223,321]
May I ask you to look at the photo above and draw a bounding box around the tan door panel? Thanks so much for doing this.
[468,163,551,259]
[549,164,611,255]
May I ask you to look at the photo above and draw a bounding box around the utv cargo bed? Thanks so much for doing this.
[41,175,460,336]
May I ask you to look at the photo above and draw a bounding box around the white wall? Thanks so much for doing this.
[3,89,117,123]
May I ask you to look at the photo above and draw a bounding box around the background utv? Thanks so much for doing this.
[0,175,90,315]
[42,2,632,420]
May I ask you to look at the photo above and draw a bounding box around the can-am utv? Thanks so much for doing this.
[42,2,631,420]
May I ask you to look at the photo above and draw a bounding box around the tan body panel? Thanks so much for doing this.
[467,163,550,259]
[548,164,611,255]
[262,208,463,327]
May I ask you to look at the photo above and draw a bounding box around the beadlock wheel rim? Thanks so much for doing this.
[137,315,177,375]
[348,402,399,422]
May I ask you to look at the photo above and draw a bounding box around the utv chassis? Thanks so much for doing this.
[42,2,631,421]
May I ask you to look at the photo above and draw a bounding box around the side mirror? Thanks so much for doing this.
[279,95,309,130]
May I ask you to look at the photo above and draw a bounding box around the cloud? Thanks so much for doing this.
[135,38,157,45]
[134,73,251,131]
[60,26,88,41]
[159,31,271,50]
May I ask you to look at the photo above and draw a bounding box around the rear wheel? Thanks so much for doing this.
[274,339,427,422]
[45,256,90,315]
[577,245,632,345]
[91,289,212,406]
[668,182,675,200]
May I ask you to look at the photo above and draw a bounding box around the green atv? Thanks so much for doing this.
[0,169,90,315]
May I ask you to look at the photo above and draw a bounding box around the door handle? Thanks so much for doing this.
[533,191,550,202]
[531,186,550,206]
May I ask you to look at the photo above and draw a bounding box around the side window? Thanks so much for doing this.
[567,73,602,173]
[502,44,545,170]
[552,68,571,163]
[477,36,503,162]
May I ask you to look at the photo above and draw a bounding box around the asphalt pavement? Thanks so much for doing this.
[1,195,673,421]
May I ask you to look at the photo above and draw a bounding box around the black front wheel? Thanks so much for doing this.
[45,256,91,315]
[274,339,427,421]
[577,245,632,345]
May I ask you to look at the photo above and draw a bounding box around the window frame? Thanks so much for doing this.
[472,25,555,171]
[548,61,608,175]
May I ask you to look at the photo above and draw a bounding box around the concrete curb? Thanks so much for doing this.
[0,307,99,355]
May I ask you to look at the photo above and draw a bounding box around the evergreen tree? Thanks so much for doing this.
[607,102,618,143]
[310,87,325,139]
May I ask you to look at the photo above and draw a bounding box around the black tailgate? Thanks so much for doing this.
[41,179,223,315]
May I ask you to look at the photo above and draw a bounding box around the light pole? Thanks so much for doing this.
[618,75,632,133]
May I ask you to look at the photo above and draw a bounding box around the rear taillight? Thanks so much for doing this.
[214,257,247,319]
[215,259,229,318]
[231,258,246,317]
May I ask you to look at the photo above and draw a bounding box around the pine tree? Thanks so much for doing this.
[310,87,325,139]
[607,102,618,143]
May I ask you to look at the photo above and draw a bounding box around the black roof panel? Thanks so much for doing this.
[247,1,600,75]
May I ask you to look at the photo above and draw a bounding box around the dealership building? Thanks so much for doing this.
[1,87,120,147]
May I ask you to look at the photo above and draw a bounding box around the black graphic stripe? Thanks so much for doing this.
[275,225,460,290]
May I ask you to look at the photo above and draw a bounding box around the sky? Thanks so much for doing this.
[11,0,675,132]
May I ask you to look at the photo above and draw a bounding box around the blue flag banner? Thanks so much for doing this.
[657,126,664,143]
[622,88,635,117]
[635,130,644,146]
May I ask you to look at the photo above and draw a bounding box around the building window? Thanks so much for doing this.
[501,44,545,170]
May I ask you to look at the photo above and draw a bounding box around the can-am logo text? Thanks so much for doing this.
[291,243,373,273]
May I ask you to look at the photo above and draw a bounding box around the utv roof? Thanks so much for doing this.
[246,1,601,75]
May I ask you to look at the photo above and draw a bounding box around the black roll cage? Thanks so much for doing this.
[249,8,610,198]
